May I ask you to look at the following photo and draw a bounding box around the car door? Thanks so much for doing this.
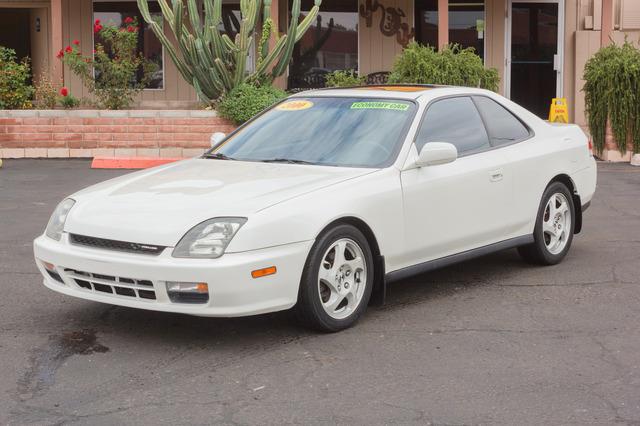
[400,96,516,268]
[470,95,536,235]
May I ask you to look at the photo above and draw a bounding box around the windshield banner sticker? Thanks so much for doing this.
[350,101,409,111]
[276,100,314,111]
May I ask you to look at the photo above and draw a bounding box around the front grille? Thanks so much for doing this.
[63,268,156,301]
[69,234,166,256]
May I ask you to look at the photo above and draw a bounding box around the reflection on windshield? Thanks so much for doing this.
[211,97,416,168]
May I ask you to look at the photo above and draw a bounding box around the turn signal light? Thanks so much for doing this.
[42,261,55,271]
[251,266,277,279]
[588,138,593,152]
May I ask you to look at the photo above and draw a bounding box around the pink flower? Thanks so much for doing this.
[60,87,69,97]
[56,49,64,59]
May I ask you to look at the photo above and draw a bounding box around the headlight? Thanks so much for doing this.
[45,198,75,241]
[172,217,246,259]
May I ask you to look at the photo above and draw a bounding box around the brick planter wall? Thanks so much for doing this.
[0,110,235,159]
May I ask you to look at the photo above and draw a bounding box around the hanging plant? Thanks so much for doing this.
[583,41,640,155]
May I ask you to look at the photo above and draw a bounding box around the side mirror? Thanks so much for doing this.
[210,132,226,147]
[416,142,458,167]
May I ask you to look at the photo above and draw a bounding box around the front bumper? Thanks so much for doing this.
[33,234,313,317]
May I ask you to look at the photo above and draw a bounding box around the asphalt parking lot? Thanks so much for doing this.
[1,159,639,425]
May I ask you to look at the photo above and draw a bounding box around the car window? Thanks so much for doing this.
[415,96,490,155]
[473,96,530,146]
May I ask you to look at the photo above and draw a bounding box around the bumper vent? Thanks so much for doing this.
[69,234,166,256]
[63,268,156,301]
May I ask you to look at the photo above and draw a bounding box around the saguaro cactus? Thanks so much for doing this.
[136,0,322,104]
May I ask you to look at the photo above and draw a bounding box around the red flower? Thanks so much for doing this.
[94,19,100,25]
[93,49,97,54]
[59,87,69,97]
[73,39,80,45]
[93,23,103,33]
[126,25,135,32]
[56,49,64,59]
[65,45,73,53]
[124,16,134,24]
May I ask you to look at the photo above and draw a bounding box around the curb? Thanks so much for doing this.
[91,156,186,169]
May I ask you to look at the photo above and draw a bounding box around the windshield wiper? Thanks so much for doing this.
[202,152,236,161]
[260,158,315,165]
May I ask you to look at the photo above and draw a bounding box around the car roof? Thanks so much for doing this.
[288,85,495,101]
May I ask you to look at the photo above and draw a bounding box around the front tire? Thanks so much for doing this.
[295,224,374,332]
[518,182,575,265]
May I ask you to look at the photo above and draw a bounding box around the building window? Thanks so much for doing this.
[288,0,358,90]
[93,2,164,89]
[415,0,485,60]
[449,0,484,60]
[415,0,439,49]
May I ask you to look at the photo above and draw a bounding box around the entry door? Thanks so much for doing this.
[506,1,564,118]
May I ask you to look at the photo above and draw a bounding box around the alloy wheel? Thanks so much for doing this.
[317,238,367,320]
[543,192,572,255]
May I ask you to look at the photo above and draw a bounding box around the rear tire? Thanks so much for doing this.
[295,224,374,332]
[518,181,575,265]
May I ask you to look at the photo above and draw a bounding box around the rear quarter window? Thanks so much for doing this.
[473,96,531,146]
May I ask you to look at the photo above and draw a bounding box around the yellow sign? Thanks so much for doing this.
[549,98,569,123]
[276,100,314,111]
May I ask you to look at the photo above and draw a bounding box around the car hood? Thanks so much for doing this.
[65,159,374,246]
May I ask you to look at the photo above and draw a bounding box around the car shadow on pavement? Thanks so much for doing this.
[53,248,529,347]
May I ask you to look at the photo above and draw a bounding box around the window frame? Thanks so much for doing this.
[413,93,534,158]
[414,0,487,65]
[92,1,166,91]
[287,0,360,90]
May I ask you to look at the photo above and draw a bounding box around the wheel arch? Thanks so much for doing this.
[318,216,386,306]
[548,173,582,234]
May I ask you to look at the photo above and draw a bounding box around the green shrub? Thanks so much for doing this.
[34,71,60,109]
[58,87,80,109]
[583,41,640,154]
[0,46,34,109]
[59,18,156,109]
[325,70,365,88]
[217,83,287,125]
[388,42,499,92]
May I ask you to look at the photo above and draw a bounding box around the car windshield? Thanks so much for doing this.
[209,97,417,168]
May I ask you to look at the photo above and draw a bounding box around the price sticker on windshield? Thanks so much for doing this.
[350,101,410,111]
[276,100,314,111]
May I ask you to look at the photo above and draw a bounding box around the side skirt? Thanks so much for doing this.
[385,235,534,284]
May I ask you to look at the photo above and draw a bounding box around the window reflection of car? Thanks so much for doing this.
[34,86,597,332]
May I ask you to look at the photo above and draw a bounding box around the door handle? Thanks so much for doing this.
[490,169,504,182]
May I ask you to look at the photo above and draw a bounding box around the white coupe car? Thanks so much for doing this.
[34,86,597,332]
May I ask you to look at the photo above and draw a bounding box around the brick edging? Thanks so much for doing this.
[0,109,235,159]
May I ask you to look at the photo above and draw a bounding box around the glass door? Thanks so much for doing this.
[507,1,563,118]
